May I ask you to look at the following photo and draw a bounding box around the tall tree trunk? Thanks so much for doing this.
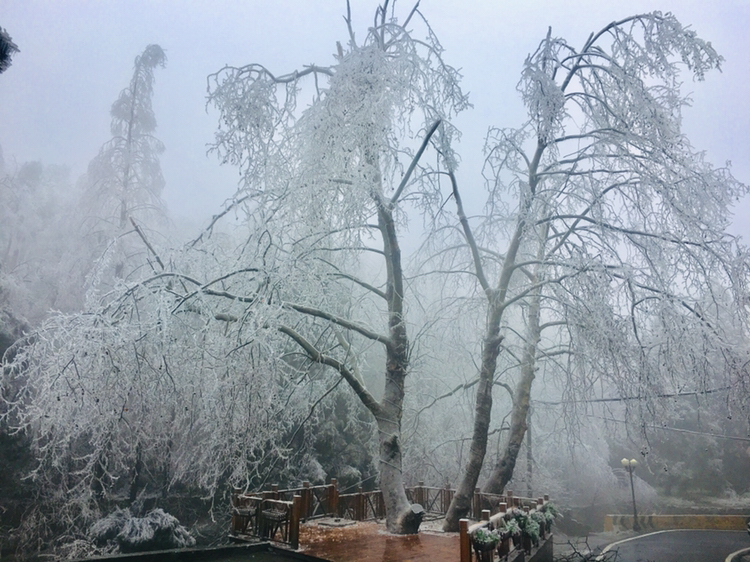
[484,230,545,494]
[278,126,442,533]
[442,304,502,530]
[442,154,546,529]
[442,162,537,530]
[280,191,418,532]
[376,200,420,534]
[377,369,412,533]
[526,405,533,498]
[483,363,535,494]
[114,64,138,279]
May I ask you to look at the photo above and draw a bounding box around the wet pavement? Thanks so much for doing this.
[598,529,750,562]
[298,520,459,562]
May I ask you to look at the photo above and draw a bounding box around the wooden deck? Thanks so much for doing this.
[298,520,460,562]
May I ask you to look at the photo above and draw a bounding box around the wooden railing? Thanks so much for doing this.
[406,482,454,515]
[458,495,553,562]
[231,480,551,556]
[269,480,341,521]
[338,487,386,520]
[231,493,302,549]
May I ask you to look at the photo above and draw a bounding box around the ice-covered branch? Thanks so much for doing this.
[277,324,383,417]
[284,302,391,346]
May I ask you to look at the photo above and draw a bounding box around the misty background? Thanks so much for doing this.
[2,0,748,232]
[2,1,750,559]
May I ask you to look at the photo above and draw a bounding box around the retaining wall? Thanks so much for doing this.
[604,514,750,532]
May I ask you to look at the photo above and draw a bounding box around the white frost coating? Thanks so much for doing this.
[473,11,750,416]
[204,6,471,533]
[207,16,468,242]
[2,3,473,541]
[421,11,749,524]
[0,235,326,544]
[83,45,168,235]
[89,508,195,553]
[3,5,749,552]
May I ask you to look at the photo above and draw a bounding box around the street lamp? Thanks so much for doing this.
[621,458,640,531]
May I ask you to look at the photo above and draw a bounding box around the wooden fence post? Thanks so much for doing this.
[271,484,279,500]
[290,495,302,550]
[544,494,549,502]
[417,481,425,507]
[482,509,490,522]
[473,487,481,520]
[329,479,339,516]
[459,518,471,562]
[302,481,312,520]
[442,483,452,514]
[230,491,238,533]
[356,486,364,520]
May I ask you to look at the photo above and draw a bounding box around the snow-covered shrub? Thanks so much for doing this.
[89,508,195,553]
[89,507,132,546]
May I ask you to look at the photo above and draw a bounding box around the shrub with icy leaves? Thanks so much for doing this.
[89,508,195,553]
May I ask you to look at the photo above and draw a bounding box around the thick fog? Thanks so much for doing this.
[1,1,750,559]
[1,1,748,230]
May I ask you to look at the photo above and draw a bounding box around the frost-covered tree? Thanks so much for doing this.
[0,158,85,324]
[81,44,168,283]
[5,5,748,550]
[2,46,168,326]
[0,230,330,555]
[439,13,749,529]
[204,1,467,533]
[1,5,460,542]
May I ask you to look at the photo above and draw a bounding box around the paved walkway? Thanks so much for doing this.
[298,520,460,562]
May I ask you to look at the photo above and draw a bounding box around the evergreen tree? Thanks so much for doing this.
[81,44,167,283]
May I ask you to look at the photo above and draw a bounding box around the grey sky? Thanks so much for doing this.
[1,1,748,236]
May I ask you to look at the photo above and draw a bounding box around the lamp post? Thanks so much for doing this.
[621,458,640,531]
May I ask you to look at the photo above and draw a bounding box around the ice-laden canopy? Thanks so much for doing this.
[207,5,468,248]
[476,12,750,441]
[0,258,313,511]
[424,12,750,528]
[508,13,750,411]
[465,12,750,397]
[486,12,744,232]
[203,2,471,533]
[0,4,473,539]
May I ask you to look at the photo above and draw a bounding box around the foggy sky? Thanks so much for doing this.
[1,1,748,237]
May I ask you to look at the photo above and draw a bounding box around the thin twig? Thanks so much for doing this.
[130,217,164,270]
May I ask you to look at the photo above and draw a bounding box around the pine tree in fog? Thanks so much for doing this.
[81,44,168,283]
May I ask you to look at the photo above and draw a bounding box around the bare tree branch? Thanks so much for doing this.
[390,119,442,206]
[278,325,383,417]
